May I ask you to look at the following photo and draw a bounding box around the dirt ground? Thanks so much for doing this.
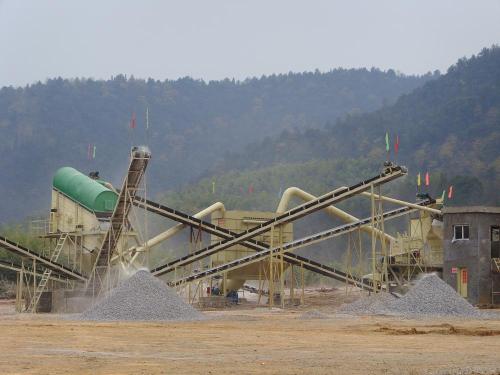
[1,290,499,375]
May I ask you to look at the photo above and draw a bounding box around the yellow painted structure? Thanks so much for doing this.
[210,210,293,290]
[48,189,108,274]
[390,209,443,268]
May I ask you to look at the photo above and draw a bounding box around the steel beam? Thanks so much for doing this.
[0,235,86,281]
[152,164,407,275]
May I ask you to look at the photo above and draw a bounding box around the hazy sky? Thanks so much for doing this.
[1,1,500,87]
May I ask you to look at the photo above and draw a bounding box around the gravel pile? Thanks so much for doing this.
[385,273,480,318]
[299,310,329,319]
[337,292,396,315]
[338,273,482,318]
[81,270,204,321]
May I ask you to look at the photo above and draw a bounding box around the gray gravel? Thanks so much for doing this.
[298,310,329,319]
[385,273,480,318]
[338,273,488,318]
[80,270,204,321]
[337,291,396,315]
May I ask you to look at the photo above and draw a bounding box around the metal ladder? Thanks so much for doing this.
[27,233,68,312]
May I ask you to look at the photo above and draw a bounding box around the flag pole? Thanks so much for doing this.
[145,106,150,148]
[385,132,390,161]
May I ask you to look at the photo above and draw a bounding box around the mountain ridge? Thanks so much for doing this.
[0,68,432,223]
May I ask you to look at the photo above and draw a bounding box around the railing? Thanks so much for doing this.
[30,217,56,237]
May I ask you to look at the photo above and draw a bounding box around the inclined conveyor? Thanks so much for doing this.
[0,235,86,281]
[149,164,407,276]
[166,199,434,290]
[92,147,151,271]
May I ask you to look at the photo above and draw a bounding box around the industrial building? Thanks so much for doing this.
[442,206,500,306]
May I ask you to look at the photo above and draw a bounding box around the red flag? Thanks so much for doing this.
[448,185,453,199]
[425,171,430,186]
[248,184,254,194]
[130,112,136,129]
[394,135,400,155]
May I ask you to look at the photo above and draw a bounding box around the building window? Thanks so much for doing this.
[453,224,470,240]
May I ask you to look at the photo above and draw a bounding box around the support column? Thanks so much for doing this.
[223,272,227,299]
[19,259,25,312]
[258,261,262,305]
[279,225,285,309]
[32,259,36,313]
[301,262,305,305]
[15,271,20,312]
[378,185,389,289]
[269,225,274,308]
[370,183,377,292]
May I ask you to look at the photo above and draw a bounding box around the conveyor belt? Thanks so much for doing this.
[0,235,86,281]
[0,258,74,283]
[167,200,434,290]
[136,196,433,287]
[134,195,372,287]
[151,164,407,275]
[133,196,360,283]
[132,196,265,252]
[93,147,151,270]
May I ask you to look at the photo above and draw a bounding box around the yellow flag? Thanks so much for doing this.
[417,173,421,187]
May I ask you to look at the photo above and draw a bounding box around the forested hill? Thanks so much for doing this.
[211,47,500,205]
[0,68,432,223]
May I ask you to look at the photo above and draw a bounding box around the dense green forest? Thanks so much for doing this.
[207,47,500,207]
[0,68,431,224]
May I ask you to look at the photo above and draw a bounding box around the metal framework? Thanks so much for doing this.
[165,200,435,290]
[1,149,451,312]
[151,164,407,277]
[88,147,150,294]
[131,192,436,306]
[0,235,85,281]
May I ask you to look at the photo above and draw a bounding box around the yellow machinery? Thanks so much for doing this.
[210,210,293,292]
[2,155,446,312]
[385,201,444,287]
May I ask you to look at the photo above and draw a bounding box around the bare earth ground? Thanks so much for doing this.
[0,289,499,375]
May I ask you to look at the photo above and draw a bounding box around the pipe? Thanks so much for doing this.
[276,187,395,242]
[128,202,226,263]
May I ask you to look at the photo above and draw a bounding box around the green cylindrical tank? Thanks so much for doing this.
[53,167,118,213]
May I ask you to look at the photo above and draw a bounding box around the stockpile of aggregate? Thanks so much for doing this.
[337,291,396,315]
[338,273,482,318]
[386,273,480,318]
[299,310,329,320]
[81,270,204,321]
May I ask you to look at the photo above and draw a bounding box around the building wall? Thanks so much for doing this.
[443,212,500,305]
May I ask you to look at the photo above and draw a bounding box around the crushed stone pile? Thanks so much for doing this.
[338,273,482,318]
[385,273,480,318]
[81,270,205,321]
[299,310,329,320]
[337,292,396,315]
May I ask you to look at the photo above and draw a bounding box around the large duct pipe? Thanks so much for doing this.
[127,202,226,263]
[276,187,394,243]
